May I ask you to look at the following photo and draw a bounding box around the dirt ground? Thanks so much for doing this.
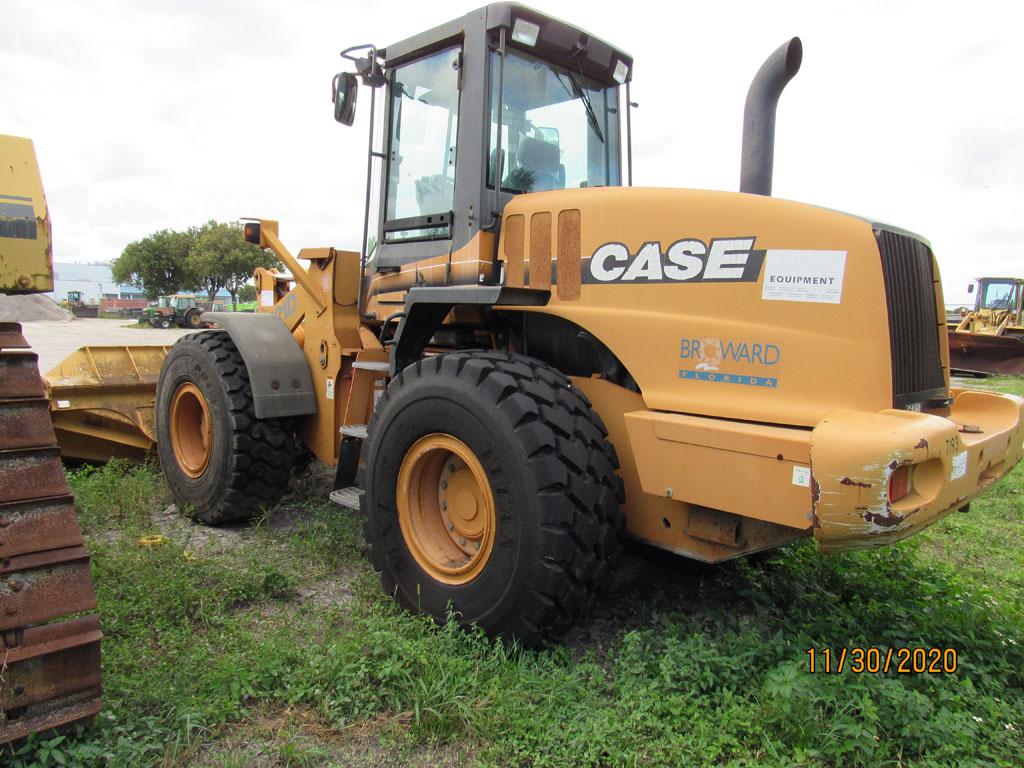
[19,317,190,371]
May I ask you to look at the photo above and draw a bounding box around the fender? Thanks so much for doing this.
[391,285,548,372]
[201,312,317,419]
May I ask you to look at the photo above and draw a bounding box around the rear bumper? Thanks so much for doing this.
[811,388,1024,552]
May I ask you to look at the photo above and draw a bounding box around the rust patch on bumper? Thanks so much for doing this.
[811,390,1024,553]
[862,507,905,528]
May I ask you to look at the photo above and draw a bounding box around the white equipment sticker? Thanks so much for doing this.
[792,465,811,487]
[56,400,71,409]
[762,250,847,304]
[260,289,274,308]
[951,450,968,480]
[325,377,335,401]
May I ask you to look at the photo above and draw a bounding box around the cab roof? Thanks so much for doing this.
[381,2,633,86]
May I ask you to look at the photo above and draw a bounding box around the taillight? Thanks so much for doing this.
[888,465,911,503]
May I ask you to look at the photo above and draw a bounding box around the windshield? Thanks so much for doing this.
[488,48,621,194]
[980,281,1016,310]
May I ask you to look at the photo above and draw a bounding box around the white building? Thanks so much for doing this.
[45,263,232,304]
[46,262,145,304]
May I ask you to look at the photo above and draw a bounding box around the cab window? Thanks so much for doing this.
[384,47,461,241]
[488,48,621,194]
[981,281,1015,310]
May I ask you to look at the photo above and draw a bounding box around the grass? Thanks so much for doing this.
[6,382,1024,767]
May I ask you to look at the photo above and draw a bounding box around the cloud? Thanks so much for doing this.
[1,0,1021,296]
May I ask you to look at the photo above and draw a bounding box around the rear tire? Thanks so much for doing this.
[156,332,295,524]
[183,308,204,329]
[362,350,624,645]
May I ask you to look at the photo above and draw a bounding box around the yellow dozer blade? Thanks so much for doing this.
[44,346,167,463]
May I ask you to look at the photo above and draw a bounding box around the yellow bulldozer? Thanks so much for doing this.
[949,277,1024,375]
[0,136,102,743]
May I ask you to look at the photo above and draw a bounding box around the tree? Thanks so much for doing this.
[237,284,257,304]
[111,229,197,300]
[186,221,226,303]
[189,221,280,310]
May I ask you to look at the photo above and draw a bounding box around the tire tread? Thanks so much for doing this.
[362,350,624,644]
[160,332,295,524]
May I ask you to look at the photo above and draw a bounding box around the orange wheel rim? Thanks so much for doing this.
[169,382,212,478]
[397,434,496,585]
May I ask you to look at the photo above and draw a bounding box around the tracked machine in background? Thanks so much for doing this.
[949,277,1024,376]
[0,136,101,743]
[60,291,99,318]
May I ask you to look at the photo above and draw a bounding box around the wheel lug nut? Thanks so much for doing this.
[448,464,455,472]
[441,481,448,489]
[460,537,467,546]
[474,541,481,551]
[441,502,447,511]
[447,522,454,531]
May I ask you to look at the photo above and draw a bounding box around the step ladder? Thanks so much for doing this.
[328,486,361,511]
[330,356,390,511]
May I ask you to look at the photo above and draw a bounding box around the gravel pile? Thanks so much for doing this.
[0,293,75,322]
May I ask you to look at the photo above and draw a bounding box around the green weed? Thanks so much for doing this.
[7,381,1024,767]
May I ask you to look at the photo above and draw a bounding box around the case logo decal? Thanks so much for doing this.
[584,238,764,284]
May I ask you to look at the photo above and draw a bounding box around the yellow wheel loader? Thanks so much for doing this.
[0,136,101,743]
[949,277,1024,375]
[120,4,1024,644]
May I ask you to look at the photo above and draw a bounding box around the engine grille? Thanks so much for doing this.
[875,228,946,407]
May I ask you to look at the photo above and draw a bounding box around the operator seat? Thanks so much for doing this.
[515,137,564,192]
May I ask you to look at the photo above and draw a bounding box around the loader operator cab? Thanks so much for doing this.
[973,278,1022,315]
[332,3,631,280]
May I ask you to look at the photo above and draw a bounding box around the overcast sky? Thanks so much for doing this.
[3,0,1021,303]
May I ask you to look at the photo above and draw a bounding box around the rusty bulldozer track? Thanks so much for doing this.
[0,322,102,744]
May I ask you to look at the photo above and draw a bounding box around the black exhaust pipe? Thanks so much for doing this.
[740,37,802,196]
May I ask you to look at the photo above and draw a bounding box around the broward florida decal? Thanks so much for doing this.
[679,337,781,388]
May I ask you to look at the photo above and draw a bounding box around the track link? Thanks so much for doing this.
[0,322,101,744]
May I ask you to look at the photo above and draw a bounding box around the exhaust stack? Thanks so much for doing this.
[740,37,802,196]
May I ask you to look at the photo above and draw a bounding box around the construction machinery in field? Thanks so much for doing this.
[41,4,1024,646]
[141,294,208,329]
[60,290,99,318]
[949,277,1024,375]
[0,136,101,743]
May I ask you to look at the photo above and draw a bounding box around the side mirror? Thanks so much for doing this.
[967,283,975,294]
[332,72,358,126]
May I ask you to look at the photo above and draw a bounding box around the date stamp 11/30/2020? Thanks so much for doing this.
[806,647,958,674]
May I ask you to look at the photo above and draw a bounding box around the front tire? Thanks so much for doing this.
[362,351,624,645]
[156,332,295,524]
